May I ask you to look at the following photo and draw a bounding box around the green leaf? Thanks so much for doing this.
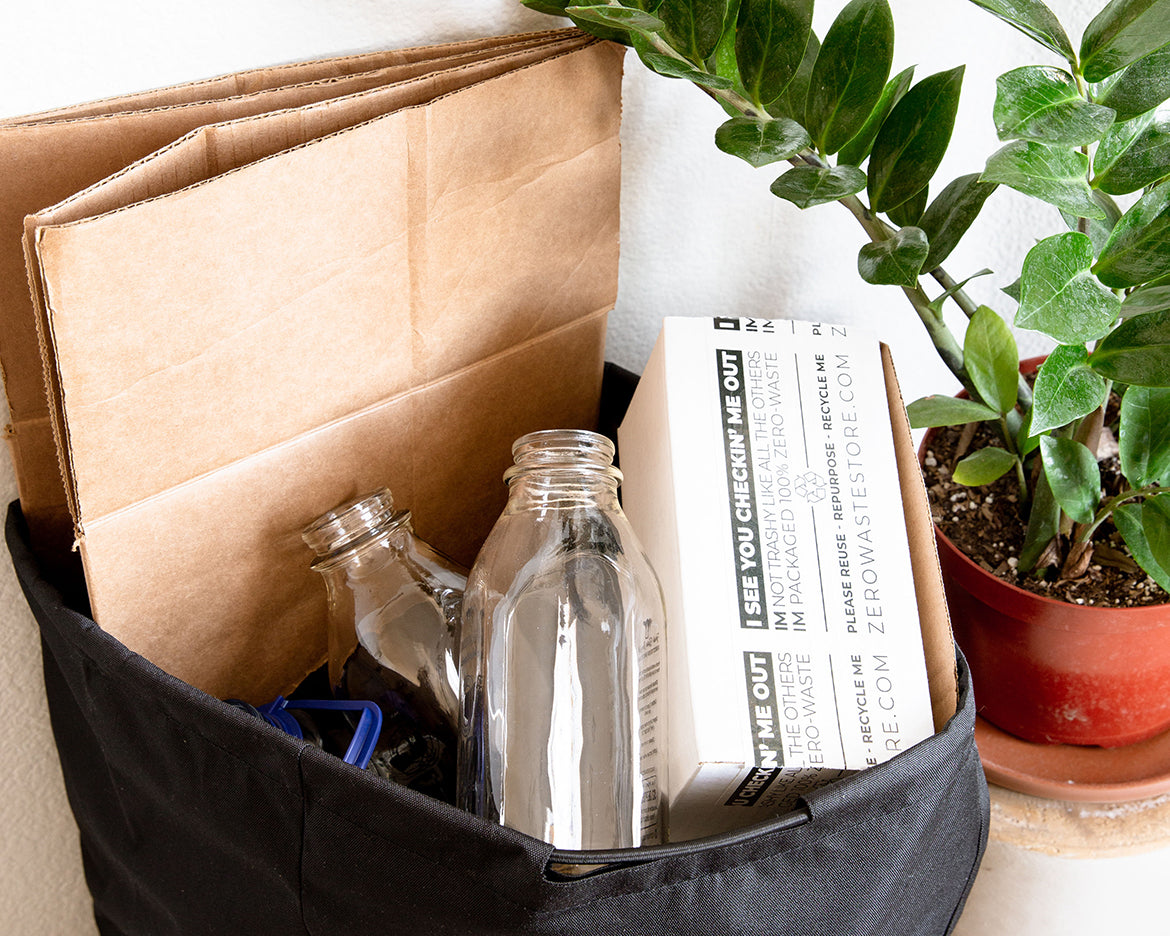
[993,66,1116,147]
[1094,112,1153,179]
[1090,309,1170,385]
[906,395,1000,428]
[1015,232,1121,344]
[547,0,655,40]
[1122,284,1170,316]
[964,305,1019,414]
[767,28,817,124]
[804,0,894,155]
[981,141,1107,219]
[736,0,815,107]
[1143,493,1170,578]
[638,51,735,86]
[918,174,999,270]
[566,4,666,32]
[867,66,965,212]
[707,0,751,115]
[1019,467,1061,571]
[928,269,994,315]
[1096,41,1170,120]
[522,0,575,15]
[1060,189,1122,256]
[1031,343,1109,434]
[715,116,811,166]
[857,226,930,286]
[837,66,915,166]
[1092,110,1170,196]
[1016,405,1042,456]
[769,163,866,208]
[887,185,928,227]
[966,0,1075,63]
[1039,435,1100,525]
[1002,276,1022,303]
[1093,180,1170,288]
[1120,386,1170,485]
[1114,501,1170,591]
[953,446,1018,485]
[1081,0,1170,82]
[660,0,729,62]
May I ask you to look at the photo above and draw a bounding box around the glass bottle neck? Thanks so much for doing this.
[504,429,622,509]
[302,488,414,571]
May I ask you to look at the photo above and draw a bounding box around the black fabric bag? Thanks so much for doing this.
[8,368,988,936]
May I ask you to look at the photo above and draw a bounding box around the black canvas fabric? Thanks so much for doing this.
[8,366,989,935]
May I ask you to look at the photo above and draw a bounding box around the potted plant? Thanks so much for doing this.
[520,0,1170,747]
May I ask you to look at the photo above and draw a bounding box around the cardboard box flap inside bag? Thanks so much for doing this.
[17,36,622,703]
[0,28,582,560]
[618,317,956,841]
[28,35,605,522]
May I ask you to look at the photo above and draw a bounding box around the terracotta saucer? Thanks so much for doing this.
[975,715,1170,803]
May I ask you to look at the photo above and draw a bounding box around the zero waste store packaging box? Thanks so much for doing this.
[2,33,988,936]
[618,317,959,843]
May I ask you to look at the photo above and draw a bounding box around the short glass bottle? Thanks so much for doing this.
[303,489,466,801]
[457,430,666,849]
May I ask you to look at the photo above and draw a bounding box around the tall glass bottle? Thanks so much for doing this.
[457,430,666,849]
[303,489,465,801]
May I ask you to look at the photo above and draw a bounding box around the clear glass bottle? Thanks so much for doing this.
[457,430,666,849]
[303,489,466,801]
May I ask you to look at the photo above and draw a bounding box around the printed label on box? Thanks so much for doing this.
[618,316,934,841]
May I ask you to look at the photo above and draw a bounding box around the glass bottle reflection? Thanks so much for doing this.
[303,488,465,800]
[458,430,666,849]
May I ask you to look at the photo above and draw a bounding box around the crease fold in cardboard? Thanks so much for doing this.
[0,30,624,703]
[1,27,587,557]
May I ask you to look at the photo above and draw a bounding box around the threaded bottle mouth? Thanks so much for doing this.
[504,429,621,485]
[302,488,407,565]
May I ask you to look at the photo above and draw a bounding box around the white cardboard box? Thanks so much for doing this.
[618,316,936,842]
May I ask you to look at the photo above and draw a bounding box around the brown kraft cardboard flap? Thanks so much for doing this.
[0,27,583,560]
[17,36,623,703]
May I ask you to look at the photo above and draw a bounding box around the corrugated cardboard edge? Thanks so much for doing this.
[22,35,607,542]
[881,343,958,729]
[16,38,623,703]
[1,29,589,561]
[0,28,581,127]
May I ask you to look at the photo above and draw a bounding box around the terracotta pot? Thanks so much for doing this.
[923,358,1170,748]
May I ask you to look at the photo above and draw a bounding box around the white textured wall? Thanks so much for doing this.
[0,1,1153,933]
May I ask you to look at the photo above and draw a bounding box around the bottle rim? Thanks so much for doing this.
[302,488,411,568]
[505,429,621,485]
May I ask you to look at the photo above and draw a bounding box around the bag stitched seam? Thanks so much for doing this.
[943,757,989,935]
[300,741,979,919]
[532,743,980,919]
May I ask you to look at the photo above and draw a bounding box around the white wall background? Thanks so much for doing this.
[0,1,1136,933]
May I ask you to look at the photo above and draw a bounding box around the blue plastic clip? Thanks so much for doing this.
[254,696,383,769]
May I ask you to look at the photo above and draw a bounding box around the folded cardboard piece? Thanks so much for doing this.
[0,27,587,559]
[2,30,624,704]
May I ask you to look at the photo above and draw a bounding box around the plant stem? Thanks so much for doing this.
[930,268,1033,410]
[929,268,980,318]
[1078,483,1162,543]
[678,28,982,397]
[1072,397,1105,456]
[995,413,1029,502]
[642,27,767,117]
[831,192,975,393]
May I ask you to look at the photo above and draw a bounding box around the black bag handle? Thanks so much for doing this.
[544,803,812,878]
